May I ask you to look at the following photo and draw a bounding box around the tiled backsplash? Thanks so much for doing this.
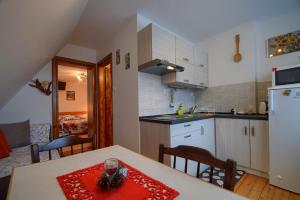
[195,82,257,113]
[138,72,195,116]
[139,72,271,115]
[256,81,272,104]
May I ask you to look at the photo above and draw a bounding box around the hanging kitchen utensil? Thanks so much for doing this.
[234,34,242,62]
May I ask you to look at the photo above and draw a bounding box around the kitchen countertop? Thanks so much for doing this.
[139,112,268,125]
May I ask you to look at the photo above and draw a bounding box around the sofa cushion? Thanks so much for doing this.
[0,145,60,178]
[0,143,9,159]
[0,121,30,148]
[30,123,51,145]
[0,131,11,152]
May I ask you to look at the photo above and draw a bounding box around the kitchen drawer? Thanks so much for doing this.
[170,121,202,137]
[171,131,201,147]
[171,130,202,176]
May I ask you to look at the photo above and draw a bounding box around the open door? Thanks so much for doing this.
[97,54,113,148]
[52,57,96,140]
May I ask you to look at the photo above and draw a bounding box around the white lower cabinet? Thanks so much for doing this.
[171,130,202,176]
[171,119,215,176]
[170,119,215,176]
[140,118,215,176]
[216,119,250,168]
[216,118,269,172]
[250,120,269,172]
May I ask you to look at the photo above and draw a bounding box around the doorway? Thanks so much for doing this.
[52,57,96,142]
[97,54,113,148]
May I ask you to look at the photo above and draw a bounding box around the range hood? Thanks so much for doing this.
[138,59,184,76]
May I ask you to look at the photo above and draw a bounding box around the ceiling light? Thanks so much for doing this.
[277,48,282,53]
[167,66,175,70]
[269,54,273,57]
[76,73,87,81]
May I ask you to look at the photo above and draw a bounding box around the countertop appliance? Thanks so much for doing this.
[258,101,267,114]
[272,64,300,87]
[268,85,300,194]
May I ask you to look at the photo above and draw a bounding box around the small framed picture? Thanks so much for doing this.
[66,91,75,101]
[125,52,130,69]
[116,49,120,65]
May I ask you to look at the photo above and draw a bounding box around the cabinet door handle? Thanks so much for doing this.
[244,126,248,136]
[184,134,191,138]
[184,124,191,127]
[200,64,204,67]
[200,83,204,85]
[251,127,255,136]
[183,79,189,83]
[183,57,189,62]
[201,126,204,135]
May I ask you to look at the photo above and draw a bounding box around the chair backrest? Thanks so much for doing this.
[31,135,95,163]
[158,144,237,191]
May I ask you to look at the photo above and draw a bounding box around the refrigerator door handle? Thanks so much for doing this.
[269,90,275,112]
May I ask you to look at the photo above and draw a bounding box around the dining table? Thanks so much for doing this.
[7,145,247,200]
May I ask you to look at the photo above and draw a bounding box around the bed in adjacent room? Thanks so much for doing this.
[58,112,88,137]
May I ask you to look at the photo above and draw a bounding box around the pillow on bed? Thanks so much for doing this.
[0,120,30,148]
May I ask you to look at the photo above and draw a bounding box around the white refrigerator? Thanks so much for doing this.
[268,86,300,194]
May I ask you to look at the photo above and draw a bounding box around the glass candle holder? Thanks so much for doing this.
[104,158,119,175]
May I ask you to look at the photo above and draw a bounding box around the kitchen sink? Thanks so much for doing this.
[152,113,212,120]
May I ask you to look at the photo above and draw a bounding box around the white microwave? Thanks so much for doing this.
[272,64,300,87]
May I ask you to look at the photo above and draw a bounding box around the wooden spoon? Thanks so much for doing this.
[234,34,242,62]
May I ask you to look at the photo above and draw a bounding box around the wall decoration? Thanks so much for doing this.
[66,91,75,101]
[233,34,242,62]
[116,49,120,65]
[125,52,130,69]
[29,79,52,96]
[267,30,300,58]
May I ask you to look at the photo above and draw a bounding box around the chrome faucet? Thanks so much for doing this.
[189,104,199,114]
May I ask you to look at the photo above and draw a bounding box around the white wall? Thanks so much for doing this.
[57,44,96,63]
[0,63,52,124]
[58,80,88,112]
[197,22,256,87]
[0,44,96,124]
[196,10,300,86]
[254,10,300,82]
[97,16,140,153]
[0,0,88,109]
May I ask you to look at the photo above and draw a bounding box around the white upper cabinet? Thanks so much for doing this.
[174,58,194,84]
[138,23,175,66]
[175,37,194,65]
[194,50,208,87]
[152,25,175,63]
[138,23,208,88]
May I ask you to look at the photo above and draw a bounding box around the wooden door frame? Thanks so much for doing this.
[97,53,113,148]
[52,56,96,140]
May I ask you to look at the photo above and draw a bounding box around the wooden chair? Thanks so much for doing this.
[158,144,237,191]
[31,135,95,163]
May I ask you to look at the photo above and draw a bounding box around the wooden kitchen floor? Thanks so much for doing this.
[234,173,300,200]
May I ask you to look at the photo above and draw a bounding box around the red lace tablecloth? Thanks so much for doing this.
[57,161,179,200]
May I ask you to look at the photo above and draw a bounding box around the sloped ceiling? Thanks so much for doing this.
[0,0,88,109]
[71,0,300,49]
